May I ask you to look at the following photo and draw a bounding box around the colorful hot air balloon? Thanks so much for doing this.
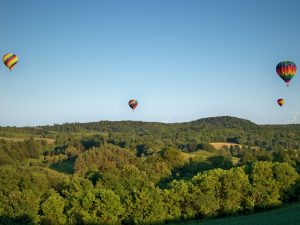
[276,61,297,86]
[129,99,138,111]
[277,98,285,107]
[3,53,19,71]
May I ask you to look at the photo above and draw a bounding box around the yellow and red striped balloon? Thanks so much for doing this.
[277,98,285,107]
[128,99,138,111]
[3,53,19,71]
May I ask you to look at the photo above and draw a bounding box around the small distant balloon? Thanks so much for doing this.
[129,100,138,111]
[3,53,19,71]
[277,98,285,107]
[276,61,297,86]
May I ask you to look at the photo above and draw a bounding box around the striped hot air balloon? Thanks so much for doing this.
[128,99,138,111]
[3,53,19,71]
[277,98,285,107]
[276,61,297,86]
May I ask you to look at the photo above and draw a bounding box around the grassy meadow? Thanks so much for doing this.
[171,203,300,225]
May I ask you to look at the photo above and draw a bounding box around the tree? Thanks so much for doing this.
[272,162,298,201]
[93,185,124,225]
[248,162,281,208]
[2,190,40,224]
[169,180,196,220]
[219,167,250,214]
[41,189,66,225]
[191,169,223,217]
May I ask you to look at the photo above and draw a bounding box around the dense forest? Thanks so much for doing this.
[0,116,300,225]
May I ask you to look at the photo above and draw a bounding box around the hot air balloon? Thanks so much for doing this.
[3,53,19,71]
[277,98,285,107]
[276,61,297,86]
[129,100,138,111]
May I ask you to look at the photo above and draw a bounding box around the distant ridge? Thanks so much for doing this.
[2,116,299,129]
[38,116,257,128]
[188,116,257,129]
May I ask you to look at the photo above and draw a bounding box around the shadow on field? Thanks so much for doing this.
[49,159,75,175]
[0,214,37,225]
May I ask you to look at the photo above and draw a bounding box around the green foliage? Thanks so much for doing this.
[41,189,66,225]
[63,177,124,225]
[0,166,51,225]
[218,167,250,214]
[0,116,300,224]
[248,162,281,208]
[74,144,138,176]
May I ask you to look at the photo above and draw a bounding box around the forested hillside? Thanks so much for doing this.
[0,116,300,225]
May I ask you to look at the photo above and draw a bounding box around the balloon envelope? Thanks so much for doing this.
[276,61,297,86]
[277,98,285,107]
[3,53,18,71]
[128,100,138,110]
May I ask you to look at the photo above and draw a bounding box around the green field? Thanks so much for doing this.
[49,159,75,175]
[182,150,214,159]
[170,203,300,225]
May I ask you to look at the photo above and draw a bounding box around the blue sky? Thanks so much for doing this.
[0,0,300,126]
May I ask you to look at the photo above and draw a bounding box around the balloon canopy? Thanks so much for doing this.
[128,100,138,111]
[276,61,297,86]
[3,53,19,71]
[277,98,285,107]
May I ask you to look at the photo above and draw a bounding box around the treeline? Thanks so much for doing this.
[1,116,300,153]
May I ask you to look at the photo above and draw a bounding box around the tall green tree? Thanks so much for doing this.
[41,189,66,225]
